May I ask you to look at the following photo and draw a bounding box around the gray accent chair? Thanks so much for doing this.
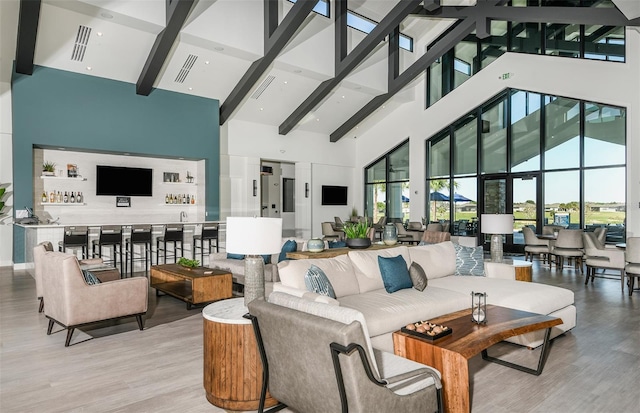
[523,226,550,265]
[583,232,625,289]
[247,293,443,413]
[41,251,148,346]
[625,237,640,296]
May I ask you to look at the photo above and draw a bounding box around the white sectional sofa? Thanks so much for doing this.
[274,241,576,353]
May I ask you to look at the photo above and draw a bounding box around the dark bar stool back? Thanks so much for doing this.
[193,223,219,264]
[156,224,184,264]
[92,225,124,274]
[125,224,152,277]
[58,226,89,259]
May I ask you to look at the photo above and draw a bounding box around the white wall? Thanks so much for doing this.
[353,27,640,238]
[0,80,13,266]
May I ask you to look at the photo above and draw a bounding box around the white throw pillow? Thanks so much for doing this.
[408,242,457,280]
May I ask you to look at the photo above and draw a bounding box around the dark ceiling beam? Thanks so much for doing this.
[330,19,475,142]
[279,0,422,135]
[335,0,348,67]
[136,0,196,96]
[219,0,317,125]
[414,5,640,26]
[15,0,41,75]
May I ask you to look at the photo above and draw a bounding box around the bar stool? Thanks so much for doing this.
[92,225,124,275]
[58,226,89,259]
[156,224,184,264]
[193,223,219,264]
[125,224,152,277]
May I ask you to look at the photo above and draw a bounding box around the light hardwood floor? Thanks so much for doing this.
[1,261,638,413]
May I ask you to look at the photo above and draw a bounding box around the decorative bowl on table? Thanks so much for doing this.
[345,238,371,249]
[401,321,452,340]
[307,238,324,253]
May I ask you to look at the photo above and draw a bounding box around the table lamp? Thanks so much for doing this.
[226,217,282,306]
[481,214,513,263]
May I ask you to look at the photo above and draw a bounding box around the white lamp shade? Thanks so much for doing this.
[226,217,283,255]
[481,214,514,234]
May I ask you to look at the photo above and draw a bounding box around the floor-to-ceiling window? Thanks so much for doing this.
[426,88,626,248]
[365,140,410,224]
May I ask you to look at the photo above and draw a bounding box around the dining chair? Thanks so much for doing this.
[582,232,625,290]
[593,227,607,245]
[425,223,443,232]
[523,227,550,265]
[625,237,640,296]
[552,229,584,272]
[394,222,421,244]
[322,222,342,241]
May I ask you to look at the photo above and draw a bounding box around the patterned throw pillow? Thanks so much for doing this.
[409,262,428,291]
[377,255,413,293]
[454,244,485,276]
[304,265,336,298]
[278,239,298,262]
[82,270,102,285]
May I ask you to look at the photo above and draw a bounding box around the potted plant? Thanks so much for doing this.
[42,161,56,176]
[342,221,371,249]
[177,257,200,269]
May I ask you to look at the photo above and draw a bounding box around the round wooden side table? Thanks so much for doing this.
[202,298,278,411]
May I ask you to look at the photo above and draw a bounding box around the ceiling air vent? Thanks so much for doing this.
[175,54,198,83]
[251,75,275,99]
[71,25,92,62]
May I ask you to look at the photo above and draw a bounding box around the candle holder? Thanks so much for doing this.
[471,291,487,324]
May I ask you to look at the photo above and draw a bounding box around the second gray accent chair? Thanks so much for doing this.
[248,293,442,413]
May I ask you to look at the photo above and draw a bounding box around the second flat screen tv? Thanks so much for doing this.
[321,185,348,206]
[96,165,153,196]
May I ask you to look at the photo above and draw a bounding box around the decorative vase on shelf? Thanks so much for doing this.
[382,223,398,245]
[307,238,324,253]
[345,238,371,249]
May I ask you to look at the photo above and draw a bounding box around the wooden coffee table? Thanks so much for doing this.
[150,264,232,309]
[393,305,562,413]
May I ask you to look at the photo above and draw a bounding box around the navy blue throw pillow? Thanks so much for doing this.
[278,240,297,262]
[261,254,272,264]
[378,255,412,293]
[227,253,246,260]
[328,240,347,249]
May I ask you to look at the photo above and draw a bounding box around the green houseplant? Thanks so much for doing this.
[342,221,371,249]
[42,161,56,176]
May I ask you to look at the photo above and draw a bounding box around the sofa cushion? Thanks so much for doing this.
[277,254,360,298]
[409,262,428,291]
[339,287,469,338]
[278,239,297,262]
[428,276,574,316]
[454,244,484,276]
[348,246,411,293]
[409,242,457,280]
[378,255,412,293]
[304,265,336,298]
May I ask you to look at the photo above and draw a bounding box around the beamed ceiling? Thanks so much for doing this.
[5,0,640,141]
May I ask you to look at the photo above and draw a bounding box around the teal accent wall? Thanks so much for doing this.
[12,66,220,263]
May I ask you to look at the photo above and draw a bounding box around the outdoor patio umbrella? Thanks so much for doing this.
[452,193,473,202]
[430,192,449,220]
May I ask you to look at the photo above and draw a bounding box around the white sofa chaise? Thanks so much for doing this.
[274,242,576,352]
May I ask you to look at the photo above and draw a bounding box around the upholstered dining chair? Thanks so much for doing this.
[394,222,421,244]
[425,223,443,232]
[522,227,551,265]
[322,222,342,241]
[420,231,451,244]
[593,227,607,245]
[41,251,148,346]
[248,293,443,413]
[624,237,640,296]
[552,229,584,272]
[582,232,625,290]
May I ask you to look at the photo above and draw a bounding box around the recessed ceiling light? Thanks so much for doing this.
[97,32,103,37]
[382,105,386,109]
[188,87,193,91]
[100,12,113,19]
[260,108,264,111]
[283,81,288,84]
[316,118,320,122]
[214,46,224,51]
[205,61,210,65]
[341,95,345,99]
[86,66,92,71]
[293,69,302,73]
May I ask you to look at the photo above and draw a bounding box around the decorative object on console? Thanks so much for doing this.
[306,238,324,253]
[382,223,398,245]
[481,214,514,263]
[226,217,283,306]
[343,221,371,249]
[67,164,78,178]
[42,161,56,176]
[471,291,487,324]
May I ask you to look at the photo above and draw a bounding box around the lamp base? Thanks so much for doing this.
[490,234,504,263]
[244,255,265,307]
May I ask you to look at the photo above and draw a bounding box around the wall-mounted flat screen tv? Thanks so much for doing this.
[321,185,348,206]
[96,165,153,196]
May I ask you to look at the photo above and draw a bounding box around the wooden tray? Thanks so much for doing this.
[401,324,452,341]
